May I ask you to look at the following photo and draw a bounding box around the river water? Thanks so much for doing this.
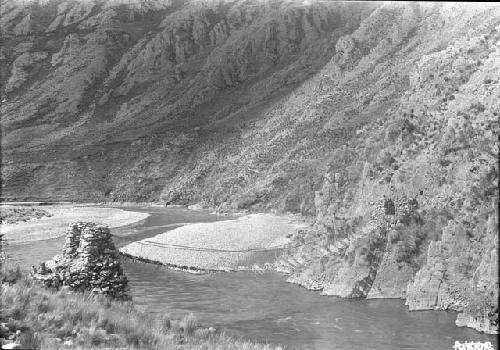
[4,207,498,350]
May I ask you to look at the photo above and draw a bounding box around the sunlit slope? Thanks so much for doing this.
[1,1,498,333]
[1,0,374,201]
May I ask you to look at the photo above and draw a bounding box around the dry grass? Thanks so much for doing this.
[0,264,285,350]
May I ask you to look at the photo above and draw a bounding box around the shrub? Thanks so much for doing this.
[387,230,400,244]
[1,265,23,284]
[470,102,486,113]
[17,330,41,349]
[384,122,401,143]
[180,313,197,336]
[393,212,427,264]
[378,151,396,167]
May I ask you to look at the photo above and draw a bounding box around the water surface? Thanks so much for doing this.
[4,206,498,350]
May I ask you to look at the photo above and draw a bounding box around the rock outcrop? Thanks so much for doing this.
[274,3,499,334]
[5,51,48,93]
[1,1,498,334]
[32,222,130,300]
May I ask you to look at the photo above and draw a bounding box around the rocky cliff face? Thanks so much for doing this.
[1,1,498,334]
[274,3,500,333]
[1,0,373,201]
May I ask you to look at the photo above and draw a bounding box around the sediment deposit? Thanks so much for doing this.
[1,1,498,334]
[120,213,308,271]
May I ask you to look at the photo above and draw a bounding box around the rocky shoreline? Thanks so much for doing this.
[455,313,499,335]
[273,234,499,335]
[279,272,498,335]
[3,203,497,335]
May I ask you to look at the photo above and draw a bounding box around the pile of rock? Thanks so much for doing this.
[32,222,130,300]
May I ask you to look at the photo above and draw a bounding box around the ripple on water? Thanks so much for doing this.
[4,207,498,350]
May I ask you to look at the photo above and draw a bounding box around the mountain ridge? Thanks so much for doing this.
[1,0,498,334]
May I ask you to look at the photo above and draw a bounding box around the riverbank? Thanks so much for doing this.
[3,205,497,349]
[0,265,283,350]
[120,213,309,271]
[0,204,150,243]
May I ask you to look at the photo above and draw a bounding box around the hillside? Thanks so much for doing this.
[1,0,499,334]
[1,0,374,201]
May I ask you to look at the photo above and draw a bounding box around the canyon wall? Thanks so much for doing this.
[1,1,498,333]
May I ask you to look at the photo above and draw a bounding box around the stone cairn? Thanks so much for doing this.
[32,222,130,300]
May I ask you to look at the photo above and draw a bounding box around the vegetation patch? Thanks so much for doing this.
[0,264,284,350]
[0,206,52,224]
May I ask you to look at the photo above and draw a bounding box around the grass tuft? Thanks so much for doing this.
[0,265,285,349]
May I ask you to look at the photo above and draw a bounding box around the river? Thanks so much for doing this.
[4,207,498,350]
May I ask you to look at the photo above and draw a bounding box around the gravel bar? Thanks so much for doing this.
[0,205,150,242]
[120,213,308,271]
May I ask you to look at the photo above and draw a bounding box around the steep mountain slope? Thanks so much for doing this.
[271,3,499,334]
[1,0,374,201]
[1,1,498,334]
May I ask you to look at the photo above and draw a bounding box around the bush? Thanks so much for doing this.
[393,212,427,264]
[387,230,400,244]
[180,313,197,336]
[470,102,486,113]
[1,265,23,284]
[385,122,401,143]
